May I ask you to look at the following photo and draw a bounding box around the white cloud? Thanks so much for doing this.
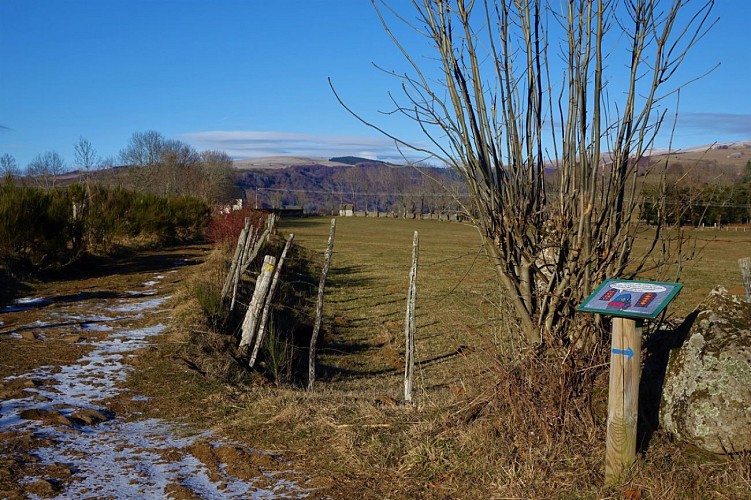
[678,112,751,137]
[180,130,423,162]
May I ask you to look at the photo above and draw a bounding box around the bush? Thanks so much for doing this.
[0,180,209,271]
[0,178,79,268]
[204,207,268,249]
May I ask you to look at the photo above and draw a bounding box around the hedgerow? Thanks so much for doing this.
[0,177,209,271]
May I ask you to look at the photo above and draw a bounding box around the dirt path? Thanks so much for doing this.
[0,246,311,499]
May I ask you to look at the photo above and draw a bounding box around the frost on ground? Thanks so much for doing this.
[0,267,311,499]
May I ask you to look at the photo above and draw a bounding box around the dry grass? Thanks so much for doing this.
[141,217,751,498]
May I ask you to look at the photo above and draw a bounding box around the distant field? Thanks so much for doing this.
[281,216,500,398]
[283,217,751,329]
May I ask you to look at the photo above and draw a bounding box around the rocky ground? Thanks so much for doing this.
[0,246,312,499]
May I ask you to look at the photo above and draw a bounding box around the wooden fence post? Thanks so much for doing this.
[230,226,255,312]
[241,214,277,276]
[740,257,751,301]
[605,317,642,483]
[249,234,295,368]
[239,255,276,352]
[221,217,252,301]
[308,219,336,391]
[404,231,419,404]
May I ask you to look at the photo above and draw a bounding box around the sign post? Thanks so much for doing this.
[578,279,682,484]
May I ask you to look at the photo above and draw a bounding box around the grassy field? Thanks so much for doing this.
[282,216,504,399]
[127,216,750,498]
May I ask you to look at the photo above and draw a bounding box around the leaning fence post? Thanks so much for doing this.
[249,234,295,368]
[308,219,336,391]
[241,215,277,275]
[239,255,276,352]
[221,217,252,301]
[230,225,255,312]
[739,257,751,301]
[404,231,419,404]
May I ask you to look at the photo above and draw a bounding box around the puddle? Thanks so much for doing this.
[0,267,312,498]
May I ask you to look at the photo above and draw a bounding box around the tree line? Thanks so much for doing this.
[643,160,751,226]
[1,131,237,205]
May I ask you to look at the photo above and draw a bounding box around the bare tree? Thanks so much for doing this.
[342,0,714,351]
[73,136,99,176]
[26,151,66,188]
[0,153,20,178]
[198,150,237,203]
[119,130,165,168]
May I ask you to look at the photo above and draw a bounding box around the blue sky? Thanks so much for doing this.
[1,0,749,170]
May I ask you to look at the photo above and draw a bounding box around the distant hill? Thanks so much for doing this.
[233,156,352,170]
[328,156,396,167]
[644,141,751,184]
[233,160,466,215]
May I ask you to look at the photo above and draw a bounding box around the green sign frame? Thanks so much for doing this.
[577,279,683,320]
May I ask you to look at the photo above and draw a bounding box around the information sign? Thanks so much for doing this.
[577,279,682,320]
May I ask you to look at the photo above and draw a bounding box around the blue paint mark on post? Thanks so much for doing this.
[612,347,634,359]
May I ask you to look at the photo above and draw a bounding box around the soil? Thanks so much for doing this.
[0,245,312,499]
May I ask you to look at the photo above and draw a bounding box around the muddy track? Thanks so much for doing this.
[0,245,311,499]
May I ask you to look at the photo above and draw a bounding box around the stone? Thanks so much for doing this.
[19,409,74,428]
[19,331,38,341]
[660,287,751,454]
[68,408,109,426]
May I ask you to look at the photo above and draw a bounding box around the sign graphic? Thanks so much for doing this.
[577,279,682,319]
[611,347,634,359]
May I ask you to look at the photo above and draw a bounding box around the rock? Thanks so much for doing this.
[19,331,38,341]
[24,478,59,497]
[68,408,109,426]
[660,286,751,454]
[19,409,74,428]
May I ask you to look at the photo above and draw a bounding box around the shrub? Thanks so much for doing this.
[0,180,209,271]
[204,207,268,249]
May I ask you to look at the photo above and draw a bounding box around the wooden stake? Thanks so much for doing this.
[404,231,419,404]
[230,225,255,312]
[249,234,295,368]
[308,218,336,391]
[739,257,751,301]
[241,214,277,275]
[239,255,276,351]
[221,217,252,301]
[605,317,642,483]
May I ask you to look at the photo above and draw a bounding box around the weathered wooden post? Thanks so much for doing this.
[308,218,336,391]
[605,316,641,481]
[739,257,751,301]
[404,231,419,404]
[221,217,252,302]
[578,279,682,484]
[249,234,295,368]
[240,214,277,275]
[230,225,255,312]
[239,255,276,352]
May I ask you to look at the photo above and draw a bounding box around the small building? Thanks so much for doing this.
[339,204,354,217]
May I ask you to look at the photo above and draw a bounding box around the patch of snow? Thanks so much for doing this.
[107,296,169,313]
[142,280,159,287]
[2,297,52,313]
[1,266,311,498]
[30,419,310,499]
[16,297,50,305]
